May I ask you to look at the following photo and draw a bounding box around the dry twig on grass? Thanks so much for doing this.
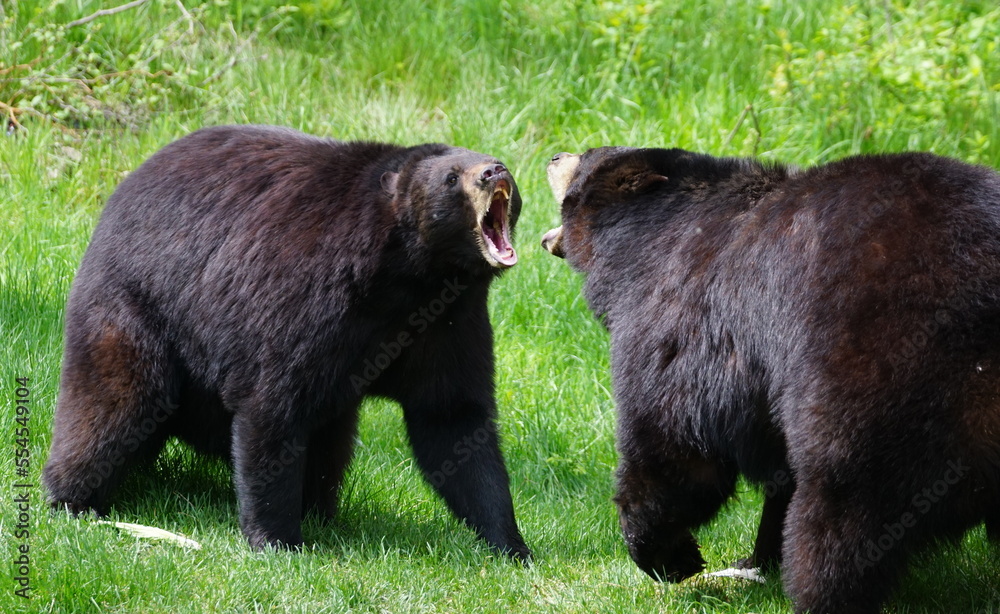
[66,0,153,28]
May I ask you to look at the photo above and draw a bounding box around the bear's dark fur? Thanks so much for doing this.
[543,146,1000,613]
[43,124,530,561]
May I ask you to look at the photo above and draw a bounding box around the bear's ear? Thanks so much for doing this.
[619,172,669,193]
[381,172,399,196]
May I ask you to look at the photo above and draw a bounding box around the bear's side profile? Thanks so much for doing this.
[543,146,1000,613]
[43,124,530,561]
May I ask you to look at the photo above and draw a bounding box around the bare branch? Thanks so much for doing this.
[2,69,171,89]
[199,56,239,86]
[0,101,45,127]
[0,59,42,76]
[66,0,153,28]
[174,0,196,36]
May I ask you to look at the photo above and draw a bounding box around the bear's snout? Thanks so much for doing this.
[626,529,706,583]
[541,226,564,258]
[479,163,508,183]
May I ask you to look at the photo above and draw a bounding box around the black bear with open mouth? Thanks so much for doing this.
[44,124,529,562]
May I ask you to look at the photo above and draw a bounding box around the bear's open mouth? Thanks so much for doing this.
[480,179,517,268]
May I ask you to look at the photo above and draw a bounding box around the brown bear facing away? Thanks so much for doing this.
[543,146,1000,613]
[43,124,530,561]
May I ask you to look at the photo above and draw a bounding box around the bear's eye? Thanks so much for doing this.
[446,173,459,187]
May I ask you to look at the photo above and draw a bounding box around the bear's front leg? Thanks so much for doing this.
[615,421,738,581]
[736,479,793,572]
[231,412,308,549]
[302,410,361,520]
[782,469,909,614]
[402,399,530,562]
[387,292,530,561]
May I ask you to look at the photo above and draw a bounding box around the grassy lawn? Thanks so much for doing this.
[2,0,999,612]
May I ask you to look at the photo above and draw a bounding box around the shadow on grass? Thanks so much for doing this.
[113,440,237,526]
[302,506,477,562]
[107,440,485,561]
[888,528,1000,613]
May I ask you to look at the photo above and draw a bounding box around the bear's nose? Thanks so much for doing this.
[480,164,507,182]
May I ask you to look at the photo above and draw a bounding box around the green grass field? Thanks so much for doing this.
[2,0,999,612]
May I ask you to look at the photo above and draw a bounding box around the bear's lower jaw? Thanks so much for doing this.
[479,180,517,268]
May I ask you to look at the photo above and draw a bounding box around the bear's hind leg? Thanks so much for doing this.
[782,477,909,614]
[43,319,176,515]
